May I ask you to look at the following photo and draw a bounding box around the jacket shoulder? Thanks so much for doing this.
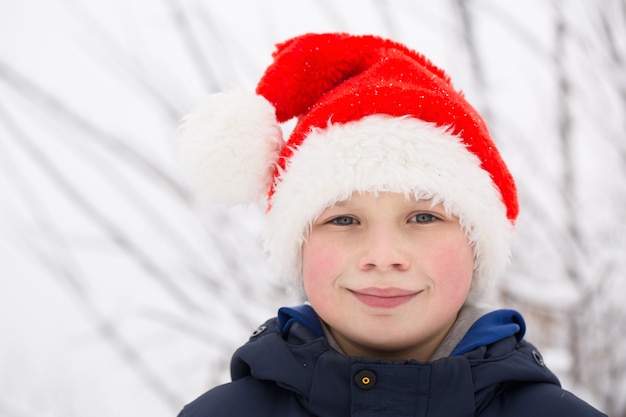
[177,376,307,417]
[481,381,606,417]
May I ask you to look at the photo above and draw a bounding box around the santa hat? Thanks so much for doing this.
[179,33,518,305]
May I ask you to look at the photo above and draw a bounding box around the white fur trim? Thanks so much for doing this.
[264,115,512,305]
[178,91,283,205]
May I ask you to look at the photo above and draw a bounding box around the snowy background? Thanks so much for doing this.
[1,1,624,416]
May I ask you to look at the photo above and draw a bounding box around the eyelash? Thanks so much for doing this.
[328,216,359,226]
[327,213,439,226]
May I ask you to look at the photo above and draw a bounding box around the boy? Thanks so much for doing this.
[177,33,606,416]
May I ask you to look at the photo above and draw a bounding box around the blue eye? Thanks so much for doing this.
[410,213,437,223]
[329,216,359,226]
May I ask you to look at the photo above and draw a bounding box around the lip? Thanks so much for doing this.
[350,287,420,309]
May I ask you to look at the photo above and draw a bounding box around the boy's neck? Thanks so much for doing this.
[320,305,487,361]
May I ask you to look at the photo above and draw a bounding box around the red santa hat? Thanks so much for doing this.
[180,33,518,305]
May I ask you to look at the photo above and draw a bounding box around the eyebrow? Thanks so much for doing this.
[328,198,441,212]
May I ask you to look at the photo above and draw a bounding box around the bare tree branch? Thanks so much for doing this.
[0,60,191,203]
[0,99,201,312]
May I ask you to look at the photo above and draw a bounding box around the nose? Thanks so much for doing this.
[358,225,410,272]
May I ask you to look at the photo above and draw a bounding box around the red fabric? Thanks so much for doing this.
[256,33,518,222]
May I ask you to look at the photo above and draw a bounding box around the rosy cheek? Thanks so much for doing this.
[429,239,474,284]
[302,241,340,288]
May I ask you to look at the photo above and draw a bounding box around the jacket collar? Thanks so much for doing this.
[231,305,555,417]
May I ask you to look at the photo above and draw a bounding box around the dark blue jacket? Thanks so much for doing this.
[178,305,606,416]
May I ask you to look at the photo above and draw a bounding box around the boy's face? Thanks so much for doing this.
[302,191,474,361]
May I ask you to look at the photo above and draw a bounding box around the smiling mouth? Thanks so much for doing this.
[350,287,420,308]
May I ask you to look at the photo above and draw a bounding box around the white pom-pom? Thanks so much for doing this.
[178,91,283,205]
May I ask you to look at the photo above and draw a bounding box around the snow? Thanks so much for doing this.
[1,0,624,416]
